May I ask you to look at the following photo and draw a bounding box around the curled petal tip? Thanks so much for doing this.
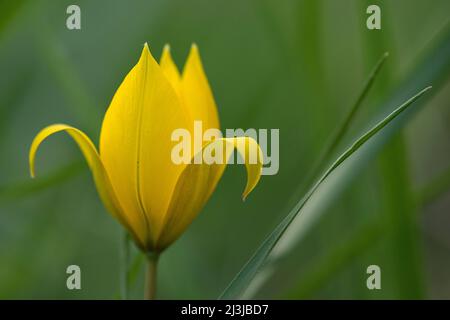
[241,186,253,202]
[29,160,35,178]
[29,143,37,179]
[163,43,171,52]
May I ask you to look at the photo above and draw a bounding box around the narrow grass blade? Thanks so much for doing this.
[303,52,389,188]
[219,86,432,299]
[285,52,389,210]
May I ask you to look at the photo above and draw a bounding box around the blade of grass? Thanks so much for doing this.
[219,86,432,299]
[293,51,389,199]
[316,52,389,170]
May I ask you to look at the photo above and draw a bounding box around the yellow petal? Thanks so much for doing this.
[100,43,190,247]
[155,136,263,250]
[160,44,181,93]
[159,44,194,135]
[181,44,220,130]
[29,124,146,248]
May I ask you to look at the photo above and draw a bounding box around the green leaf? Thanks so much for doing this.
[219,86,432,299]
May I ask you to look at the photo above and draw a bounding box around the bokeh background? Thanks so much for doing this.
[0,0,449,299]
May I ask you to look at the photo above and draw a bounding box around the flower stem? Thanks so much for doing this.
[145,253,159,300]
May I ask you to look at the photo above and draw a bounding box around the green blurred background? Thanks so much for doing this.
[0,0,449,299]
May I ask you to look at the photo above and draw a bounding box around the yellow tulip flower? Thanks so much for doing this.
[29,43,263,257]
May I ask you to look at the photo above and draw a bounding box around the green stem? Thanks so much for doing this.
[145,253,159,300]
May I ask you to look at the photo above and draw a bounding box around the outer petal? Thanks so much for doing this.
[29,124,146,248]
[154,137,263,251]
[181,44,220,130]
[100,43,190,247]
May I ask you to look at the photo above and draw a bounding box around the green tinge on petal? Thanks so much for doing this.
[29,124,146,249]
[154,136,263,251]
